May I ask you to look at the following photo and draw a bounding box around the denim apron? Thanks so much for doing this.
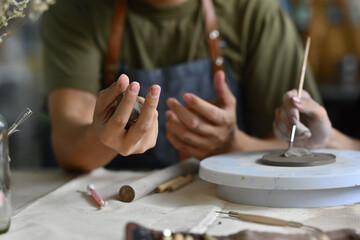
[102,0,244,169]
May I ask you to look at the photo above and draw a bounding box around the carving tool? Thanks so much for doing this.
[216,211,323,233]
[156,176,184,193]
[284,37,311,155]
[168,175,193,192]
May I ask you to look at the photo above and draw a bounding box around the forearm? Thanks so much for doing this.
[229,130,287,152]
[52,121,118,172]
[326,128,360,151]
[48,88,119,172]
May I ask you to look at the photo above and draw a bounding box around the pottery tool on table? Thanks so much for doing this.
[87,184,108,207]
[215,211,323,233]
[118,159,199,202]
[156,174,194,193]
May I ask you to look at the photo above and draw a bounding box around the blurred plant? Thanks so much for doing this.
[0,0,55,45]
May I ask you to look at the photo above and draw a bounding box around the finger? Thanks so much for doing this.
[213,70,236,109]
[167,98,207,134]
[125,85,161,144]
[278,105,293,127]
[93,75,131,142]
[130,111,159,154]
[165,110,209,149]
[118,110,157,155]
[273,108,291,140]
[109,82,140,130]
[296,96,323,119]
[183,93,226,125]
[282,90,299,124]
[137,96,145,105]
[166,127,206,160]
[294,120,312,139]
[282,97,312,140]
[97,74,130,109]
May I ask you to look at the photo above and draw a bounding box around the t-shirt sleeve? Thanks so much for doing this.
[241,0,321,137]
[40,0,103,95]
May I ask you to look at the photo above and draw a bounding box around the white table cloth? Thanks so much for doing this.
[4,168,360,239]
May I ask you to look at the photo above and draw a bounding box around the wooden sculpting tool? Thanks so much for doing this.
[168,175,193,192]
[216,211,323,233]
[285,37,311,154]
[157,176,185,193]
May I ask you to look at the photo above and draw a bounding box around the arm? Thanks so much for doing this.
[327,128,360,150]
[49,74,160,171]
[240,1,321,138]
[48,88,116,171]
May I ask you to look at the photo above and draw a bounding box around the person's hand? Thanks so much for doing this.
[273,89,332,149]
[165,71,238,160]
[93,74,161,155]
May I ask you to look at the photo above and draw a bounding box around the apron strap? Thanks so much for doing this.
[201,0,224,74]
[104,0,126,86]
[103,0,224,86]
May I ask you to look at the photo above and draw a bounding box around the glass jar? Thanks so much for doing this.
[0,114,11,233]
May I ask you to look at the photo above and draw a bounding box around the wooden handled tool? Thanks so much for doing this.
[216,211,323,233]
[286,37,311,152]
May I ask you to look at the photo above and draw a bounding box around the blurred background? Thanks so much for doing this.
[0,0,359,169]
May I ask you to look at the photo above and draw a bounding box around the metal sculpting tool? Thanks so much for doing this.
[283,37,311,156]
[216,211,323,233]
[8,107,32,136]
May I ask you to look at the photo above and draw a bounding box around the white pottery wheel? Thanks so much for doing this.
[199,149,360,208]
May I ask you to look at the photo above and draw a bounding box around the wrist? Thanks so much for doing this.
[230,130,288,152]
[228,130,246,152]
[326,127,360,150]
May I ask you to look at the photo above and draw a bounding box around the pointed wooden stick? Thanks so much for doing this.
[297,37,311,98]
[287,37,311,149]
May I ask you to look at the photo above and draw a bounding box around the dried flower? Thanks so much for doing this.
[28,0,55,21]
[0,0,55,45]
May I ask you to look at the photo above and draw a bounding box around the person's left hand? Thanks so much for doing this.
[165,71,238,160]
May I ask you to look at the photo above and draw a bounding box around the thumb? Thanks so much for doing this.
[213,70,236,109]
[294,96,324,120]
[97,74,129,106]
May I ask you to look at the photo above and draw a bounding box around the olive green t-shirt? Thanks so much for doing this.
[40,0,321,137]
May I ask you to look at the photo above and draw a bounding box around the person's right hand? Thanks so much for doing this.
[273,89,332,149]
[93,74,161,156]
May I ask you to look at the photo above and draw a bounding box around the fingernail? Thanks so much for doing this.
[165,110,172,119]
[301,131,311,138]
[129,82,139,94]
[167,98,176,108]
[291,116,297,124]
[292,96,301,103]
[150,86,161,98]
[183,93,192,103]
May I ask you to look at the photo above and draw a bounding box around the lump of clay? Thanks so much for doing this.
[116,91,142,129]
[282,147,312,157]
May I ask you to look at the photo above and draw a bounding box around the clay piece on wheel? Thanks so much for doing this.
[261,148,336,167]
[282,147,312,157]
[116,91,142,129]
